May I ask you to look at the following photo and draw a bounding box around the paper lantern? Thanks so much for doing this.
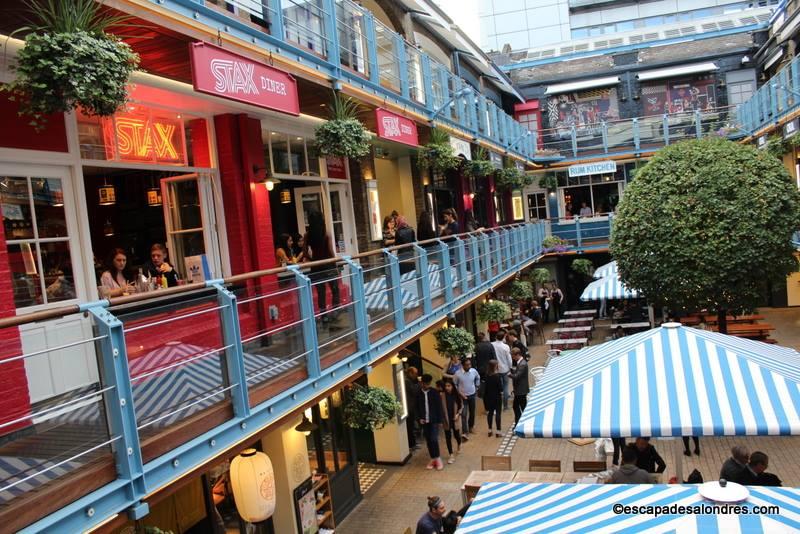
[229,449,276,523]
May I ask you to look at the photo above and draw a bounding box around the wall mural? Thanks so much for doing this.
[642,75,717,116]
[546,88,620,139]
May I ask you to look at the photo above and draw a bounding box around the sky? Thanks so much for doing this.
[432,0,481,45]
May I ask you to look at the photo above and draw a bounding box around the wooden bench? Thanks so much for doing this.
[553,326,592,339]
[558,318,593,328]
[563,310,596,318]
[546,338,588,350]
[703,314,765,325]
[710,323,774,339]
[529,459,561,472]
[616,322,650,333]
[573,460,607,472]
[481,455,512,471]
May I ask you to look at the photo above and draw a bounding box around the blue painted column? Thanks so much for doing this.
[210,281,250,418]
[437,241,453,305]
[662,114,670,146]
[454,238,468,294]
[321,0,341,74]
[601,122,608,153]
[288,265,321,378]
[397,36,409,99]
[575,217,583,249]
[480,233,492,281]
[413,244,433,315]
[694,110,702,139]
[469,235,482,287]
[268,0,285,40]
[363,13,380,86]
[83,302,149,519]
[632,118,640,151]
[384,250,405,330]
[421,53,434,112]
[571,125,577,157]
[342,257,369,351]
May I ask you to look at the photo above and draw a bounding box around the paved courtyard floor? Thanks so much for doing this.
[338,307,800,534]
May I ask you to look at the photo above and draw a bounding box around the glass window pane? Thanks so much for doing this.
[167,180,202,230]
[33,178,68,238]
[7,242,42,307]
[169,232,205,280]
[290,136,308,175]
[271,133,291,174]
[42,241,76,303]
[1,177,34,240]
[306,140,321,176]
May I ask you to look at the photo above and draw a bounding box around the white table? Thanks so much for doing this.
[553,326,592,339]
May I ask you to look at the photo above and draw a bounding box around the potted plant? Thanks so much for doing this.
[342,384,401,431]
[538,174,558,191]
[571,258,594,277]
[418,128,460,175]
[508,280,534,301]
[314,92,372,160]
[3,0,140,129]
[494,165,533,191]
[477,299,512,325]
[542,235,569,253]
[433,326,475,358]
[534,148,561,157]
[463,147,496,179]
[529,268,551,289]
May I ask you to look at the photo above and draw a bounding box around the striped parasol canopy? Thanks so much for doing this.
[456,482,800,533]
[592,260,618,279]
[580,274,640,301]
[516,323,800,439]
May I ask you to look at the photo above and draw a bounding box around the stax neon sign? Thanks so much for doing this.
[104,111,186,165]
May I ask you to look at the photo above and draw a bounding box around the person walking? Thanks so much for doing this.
[454,358,480,437]
[682,436,700,456]
[440,379,463,464]
[473,332,496,379]
[491,331,513,410]
[302,211,339,321]
[630,437,667,473]
[483,360,503,437]
[612,438,627,466]
[405,366,421,450]
[509,348,529,425]
[415,374,444,470]
[551,284,564,321]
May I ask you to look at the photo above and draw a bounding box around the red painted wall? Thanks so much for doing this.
[0,90,68,152]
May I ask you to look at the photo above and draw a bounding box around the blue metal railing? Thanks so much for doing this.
[157,0,536,161]
[1,223,545,533]
[546,214,613,251]
[737,50,800,134]
[536,105,745,163]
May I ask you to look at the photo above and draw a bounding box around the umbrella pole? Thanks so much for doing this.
[673,439,683,483]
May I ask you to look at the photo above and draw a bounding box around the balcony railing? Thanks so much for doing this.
[0,223,545,533]
[737,51,800,134]
[547,214,614,251]
[164,0,537,161]
[535,105,745,162]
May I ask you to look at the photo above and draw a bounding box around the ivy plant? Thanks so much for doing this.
[571,258,594,277]
[508,280,534,301]
[529,267,551,286]
[433,326,475,358]
[538,174,558,191]
[765,134,789,159]
[418,128,460,175]
[477,300,512,323]
[612,137,800,333]
[4,0,139,129]
[495,166,533,191]
[542,235,569,253]
[463,147,496,179]
[314,93,372,159]
[342,384,401,431]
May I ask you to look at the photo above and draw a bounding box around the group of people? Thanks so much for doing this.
[719,446,782,486]
[405,327,532,472]
[97,243,179,297]
[381,207,476,249]
[563,201,596,219]
[535,283,565,323]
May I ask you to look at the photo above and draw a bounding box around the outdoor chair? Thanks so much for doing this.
[481,455,512,471]
[464,484,481,503]
[529,459,561,472]
[573,460,607,472]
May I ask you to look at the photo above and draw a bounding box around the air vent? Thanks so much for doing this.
[595,40,609,49]
[664,28,681,38]
[540,49,555,57]
[739,16,758,25]
[701,22,719,31]
[560,45,575,54]
[575,43,590,51]
[756,13,770,23]
[680,26,696,35]
[717,19,735,29]
[629,34,644,43]
[607,38,623,47]
[526,50,541,59]
[643,32,659,41]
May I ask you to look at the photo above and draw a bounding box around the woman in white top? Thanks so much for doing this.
[100,248,135,297]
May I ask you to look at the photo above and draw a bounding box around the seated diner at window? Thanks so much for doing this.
[99,247,135,297]
[145,243,178,287]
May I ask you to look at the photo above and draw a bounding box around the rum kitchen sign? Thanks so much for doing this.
[375,108,419,146]
[190,42,300,116]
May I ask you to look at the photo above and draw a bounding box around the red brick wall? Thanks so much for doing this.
[0,216,32,435]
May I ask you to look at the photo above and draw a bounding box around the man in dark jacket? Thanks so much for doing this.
[473,332,496,379]
[415,374,444,470]
[506,331,528,361]
[720,445,749,482]
[630,437,667,473]
[394,216,417,274]
[509,348,529,425]
[405,366,421,450]
[735,451,782,486]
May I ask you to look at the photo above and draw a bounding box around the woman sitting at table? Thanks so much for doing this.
[275,233,298,266]
[99,248,135,297]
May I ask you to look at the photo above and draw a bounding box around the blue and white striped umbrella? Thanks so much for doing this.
[516,323,800,438]
[580,274,639,301]
[457,482,800,533]
[592,260,618,279]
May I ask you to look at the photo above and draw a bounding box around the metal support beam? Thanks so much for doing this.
[384,250,405,331]
[210,282,250,418]
[413,244,433,316]
[288,265,321,378]
[342,257,369,351]
[438,240,453,305]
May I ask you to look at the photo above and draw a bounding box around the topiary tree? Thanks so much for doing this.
[342,384,401,431]
[433,326,474,358]
[612,138,800,333]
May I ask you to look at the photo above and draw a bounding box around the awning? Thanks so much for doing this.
[456,482,800,533]
[592,260,617,279]
[515,323,800,439]
[544,76,620,95]
[580,274,639,301]
[636,62,718,81]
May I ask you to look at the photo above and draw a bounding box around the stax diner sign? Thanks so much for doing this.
[190,42,299,116]
[103,110,186,165]
[375,108,419,147]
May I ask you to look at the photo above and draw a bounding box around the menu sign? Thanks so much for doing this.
[375,108,419,146]
[757,135,768,150]
[190,42,299,116]
[784,118,799,140]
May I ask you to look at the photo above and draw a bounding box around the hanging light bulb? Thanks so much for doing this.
[98,178,116,206]
[266,179,275,191]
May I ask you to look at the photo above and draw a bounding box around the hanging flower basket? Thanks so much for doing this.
[529,267,551,286]
[314,93,372,159]
[418,128,460,175]
[508,280,534,301]
[342,384,401,431]
[477,300,512,324]
[3,1,139,129]
[463,147,496,179]
[542,235,569,253]
[571,258,594,277]
[538,174,558,191]
[495,166,533,191]
[433,326,475,358]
